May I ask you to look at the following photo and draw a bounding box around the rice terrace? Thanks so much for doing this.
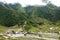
[0,0,60,40]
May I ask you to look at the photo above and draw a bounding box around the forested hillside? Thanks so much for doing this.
[0,2,60,32]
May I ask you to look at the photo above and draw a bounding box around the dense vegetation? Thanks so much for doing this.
[0,2,60,32]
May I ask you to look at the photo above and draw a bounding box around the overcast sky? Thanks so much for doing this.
[0,0,60,7]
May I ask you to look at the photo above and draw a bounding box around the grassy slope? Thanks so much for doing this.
[0,23,60,33]
[0,25,8,33]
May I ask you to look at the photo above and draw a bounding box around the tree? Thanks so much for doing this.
[0,2,19,27]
